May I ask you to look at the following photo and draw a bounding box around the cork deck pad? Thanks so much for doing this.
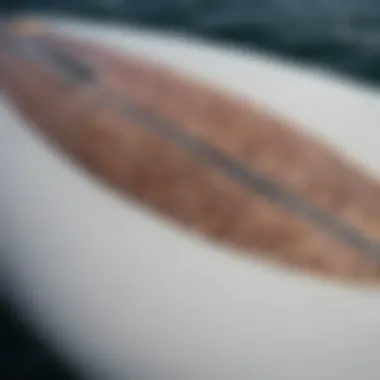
[2,20,380,283]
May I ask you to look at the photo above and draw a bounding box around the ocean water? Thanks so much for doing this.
[3,0,380,85]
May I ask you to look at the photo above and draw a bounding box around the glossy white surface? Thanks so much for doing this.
[2,16,380,380]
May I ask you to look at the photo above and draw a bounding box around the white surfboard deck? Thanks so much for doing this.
[2,16,380,380]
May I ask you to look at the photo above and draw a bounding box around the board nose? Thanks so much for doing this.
[1,22,96,84]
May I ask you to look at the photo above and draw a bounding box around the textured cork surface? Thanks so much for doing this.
[2,20,380,283]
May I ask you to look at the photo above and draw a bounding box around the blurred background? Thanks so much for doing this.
[1,0,380,379]
[2,0,380,84]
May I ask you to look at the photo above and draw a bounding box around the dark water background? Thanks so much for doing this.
[3,0,380,85]
[1,1,380,379]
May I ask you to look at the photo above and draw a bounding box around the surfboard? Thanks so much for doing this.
[2,15,380,380]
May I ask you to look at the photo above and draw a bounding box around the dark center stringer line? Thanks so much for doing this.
[6,35,380,264]
[101,89,380,263]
